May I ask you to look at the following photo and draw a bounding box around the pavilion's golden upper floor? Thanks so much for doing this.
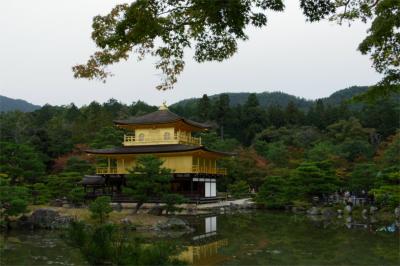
[123,128,201,146]
[114,107,210,147]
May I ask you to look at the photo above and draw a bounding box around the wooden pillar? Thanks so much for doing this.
[190,178,193,196]
[107,157,111,173]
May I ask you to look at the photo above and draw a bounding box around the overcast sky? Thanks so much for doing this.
[0,1,381,107]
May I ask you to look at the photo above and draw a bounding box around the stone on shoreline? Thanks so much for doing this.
[292,206,306,214]
[370,206,378,214]
[394,207,400,218]
[229,202,239,210]
[307,207,320,215]
[147,205,164,215]
[49,199,63,207]
[344,205,352,214]
[120,218,132,225]
[154,217,194,232]
[18,208,73,229]
[321,208,335,218]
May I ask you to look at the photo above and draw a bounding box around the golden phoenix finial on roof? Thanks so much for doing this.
[159,101,168,110]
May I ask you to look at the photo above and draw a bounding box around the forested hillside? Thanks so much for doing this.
[321,86,369,106]
[0,86,399,214]
[0,95,41,112]
[172,86,369,111]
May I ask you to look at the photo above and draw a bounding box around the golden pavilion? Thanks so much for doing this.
[83,103,231,201]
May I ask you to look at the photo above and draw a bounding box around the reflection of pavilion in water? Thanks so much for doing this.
[178,216,229,265]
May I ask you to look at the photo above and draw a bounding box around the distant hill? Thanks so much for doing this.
[172,86,369,110]
[0,86,370,113]
[321,86,369,106]
[0,95,41,112]
[213,91,312,109]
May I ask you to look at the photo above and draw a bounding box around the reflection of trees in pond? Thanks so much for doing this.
[371,240,400,264]
[2,212,398,265]
[219,213,253,231]
[215,212,399,266]
[1,230,89,266]
[66,221,185,265]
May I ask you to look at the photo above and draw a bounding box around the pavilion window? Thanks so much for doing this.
[138,133,145,141]
[164,132,170,140]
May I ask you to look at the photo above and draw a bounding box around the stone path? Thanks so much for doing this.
[195,198,253,209]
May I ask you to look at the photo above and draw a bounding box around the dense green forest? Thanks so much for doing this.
[172,86,369,111]
[0,86,399,221]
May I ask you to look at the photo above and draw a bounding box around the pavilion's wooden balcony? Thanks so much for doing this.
[96,167,120,175]
[123,133,201,146]
[96,165,227,175]
[191,165,227,175]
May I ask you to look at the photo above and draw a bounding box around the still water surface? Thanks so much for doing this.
[1,211,399,265]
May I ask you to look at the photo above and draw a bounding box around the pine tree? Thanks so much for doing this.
[197,94,211,121]
[285,101,303,125]
[213,94,230,140]
[267,105,285,128]
[242,94,266,145]
[314,99,326,129]
[124,155,173,213]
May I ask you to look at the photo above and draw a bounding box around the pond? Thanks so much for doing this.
[1,211,399,265]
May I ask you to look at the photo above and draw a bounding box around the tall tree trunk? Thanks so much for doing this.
[220,121,224,140]
[134,202,143,214]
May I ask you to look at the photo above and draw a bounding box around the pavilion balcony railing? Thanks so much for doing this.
[123,133,201,146]
[191,165,227,175]
[96,165,227,175]
[96,167,119,175]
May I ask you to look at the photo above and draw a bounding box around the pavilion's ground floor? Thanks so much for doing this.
[80,173,224,203]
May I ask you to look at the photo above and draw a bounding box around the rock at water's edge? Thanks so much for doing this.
[321,208,335,217]
[344,205,352,214]
[154,217,194,232]
[18,208,73,229]
[148,205,164,216]
[394,207,400,218]
[307,207,320,215]
[370,206,378,214]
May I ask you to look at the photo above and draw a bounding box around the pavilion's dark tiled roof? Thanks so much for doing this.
[85,144,234,156]
[114,109,211,129]
[79,175,105,185]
